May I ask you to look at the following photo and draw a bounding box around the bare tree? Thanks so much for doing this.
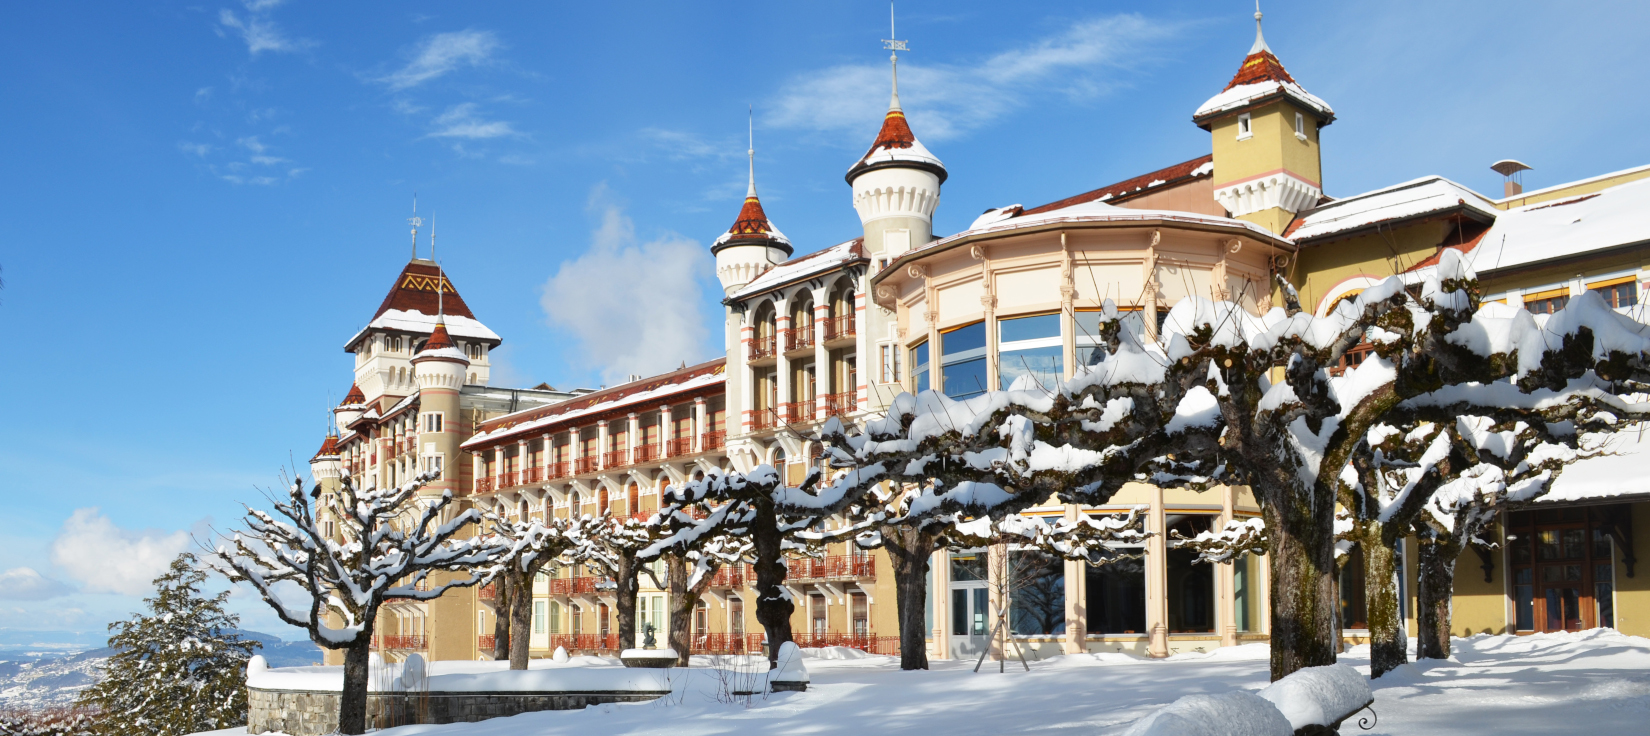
[214,473,501,735]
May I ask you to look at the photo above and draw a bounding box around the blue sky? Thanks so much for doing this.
[1,0,1646,647]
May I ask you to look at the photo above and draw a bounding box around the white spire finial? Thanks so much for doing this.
[747,105,756,199]
[408,194,423,261]
[430,214,436,262]
[436,260,445,324]
[1250,1,1271,54]
[882,1,908,111]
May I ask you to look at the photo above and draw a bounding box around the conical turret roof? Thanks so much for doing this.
[712,144,793,256]
[845,90,946,184]
[1193,11,1334,129]
[341,383,366,406]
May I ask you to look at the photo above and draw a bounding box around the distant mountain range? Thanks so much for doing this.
[0,630,321,711]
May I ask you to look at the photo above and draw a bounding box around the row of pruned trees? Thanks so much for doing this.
[217,251,1650,734]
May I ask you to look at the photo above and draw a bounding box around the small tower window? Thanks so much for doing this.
[1294,112,1307,140]
[1236,113,1252,140]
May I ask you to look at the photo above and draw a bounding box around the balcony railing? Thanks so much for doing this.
[573,457,598,475]
[822,391,855,418]
[688,632,766,655]
[477,584,497,601]
[749,334,778,361]
[790,633,897,655]
[702,430,726,451]
[546,461,570,479]
[751,409,779,431]
[635,444,660,463]
[546,633,622,653]
[708,563,751,588]
[546,576,609,595]
[787,555,875,581]
[478,634,495,651]
[603,450,628,469]
[374,634,427,650]
[475,477,495,493]
[668,437,694,456]
[780,401,812,423]
[823,313,855,342]
[783,327,815,353]
[525,467,543,483]
[500,471,518,487]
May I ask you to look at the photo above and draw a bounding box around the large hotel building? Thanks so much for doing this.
[311,13,1650,665]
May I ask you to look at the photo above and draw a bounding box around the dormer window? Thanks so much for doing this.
[1237,113,1252,140]
[1294,112,1307,141]
[466,343,485,360]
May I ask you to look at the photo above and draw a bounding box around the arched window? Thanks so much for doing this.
[626,483,639,517]
[598,487,609,515]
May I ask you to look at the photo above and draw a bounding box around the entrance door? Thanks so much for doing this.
[1507,508,1616,633]
[948,549,991,659]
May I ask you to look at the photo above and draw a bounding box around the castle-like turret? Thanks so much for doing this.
[846,30,945,259]
[712,131,793,295]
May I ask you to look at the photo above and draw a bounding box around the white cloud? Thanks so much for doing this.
[217,4,309,57]
[379,30,501,90]
[428,103,517,139]
[0,568,72,601]
[178,141,214,157]
[639,128,736,162]
[50,508,191,596]
[541,187,715,383]
[767,14,1176,142]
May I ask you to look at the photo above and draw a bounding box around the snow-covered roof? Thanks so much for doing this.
[845,108,947,184]
[1494,162,1650,206]
[345,260,498,351]
[1289,176,1499,242]
[1471,176,1650,276]
[1193,44,1333,125]
[711,161,792,254]
[918,198,1290,259]
[462,360,727,450]
[1537,429,1650,505]
[1018,155,1215,217]
[727,239,866,301]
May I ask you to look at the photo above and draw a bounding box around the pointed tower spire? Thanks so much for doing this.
[1250,1,1270,54]
[746,105,757,199]
[430,214,437,262]
[846,3,946,186]
[887,1,903,112]
[407,194,423,262]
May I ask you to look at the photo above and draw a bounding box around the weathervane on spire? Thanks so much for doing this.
[883,2,907,106]
[747,105,757,199]
[1250,0,1271,54]
[408,194,424,261]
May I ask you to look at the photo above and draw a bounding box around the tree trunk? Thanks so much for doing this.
[665,556,692,666]
[1415,532,1458,660]
[1363,537,1406,678]
[509,572,532,670]
[492,577,512,661]
[1265,505,1339,681]
[881,524,935,670]
[338,638,373,735]
[749,497,793,670]
[614,553,640,652]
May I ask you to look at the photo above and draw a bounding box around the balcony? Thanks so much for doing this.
[475,477,495,493]
[635,444,660,463]
[688,632,765,655]
[500,471,518,487]
[478,584,497,601]
[478,634,495,651]
[782,327,815,354]
[574,457,598,475]
[823,391,855,418]
[790,633,897,655]
[701,430,726,451]
[668,437,694,456]
[546,633,622,653]
[780,401,812,423]
[525,467,543,483]
[822,313,855,343]
[748,334,778,362]
[546,576,609,595]
[374,634,427,650]
[708,563,750,588]
[546,461,569,479]
[787,555,875,581]
[602,450,628,469]
[750,409,779,432]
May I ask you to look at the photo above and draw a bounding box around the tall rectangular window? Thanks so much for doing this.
[1007,548,1065,635]
[998,313,1063,391]
[940,322,988,399]
[881,344,902,383]
[1294,112,1305,137]
[851,592,869,636]
[1237,113,1252,139]
[422,412,444,433]
[910,340,931,393]
[534,600,547,634]
[730,598,745,636]
[1166,514,1216,633]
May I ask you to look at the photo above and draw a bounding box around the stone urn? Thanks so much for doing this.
[620,649,679,669]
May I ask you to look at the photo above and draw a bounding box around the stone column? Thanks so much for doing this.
[1146,484,1169,658]
[567,428,581,473]
[987,543,1007,662]
[775,300,792,423]
[472,452,484,493]
[932,548,951,660]
[693,397,707,452]
[658,405,671,458]
[542,433,553,480]
[813,286,830,420]
[1219,485,1239,648]
[596,420,609,469]
[1063,503,1086,654]
[492,446,503,491]
[626,413,640,464]
[516,439,527,487]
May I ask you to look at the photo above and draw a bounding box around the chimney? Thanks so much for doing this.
[627,374,643,383]
[1491,159,1533,199]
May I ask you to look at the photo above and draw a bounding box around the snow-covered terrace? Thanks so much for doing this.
[1289,176,1499,243]
[728,238,865,301]
[461,362,725,450]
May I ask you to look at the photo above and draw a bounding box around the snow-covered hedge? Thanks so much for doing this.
[1124,663,1371,735]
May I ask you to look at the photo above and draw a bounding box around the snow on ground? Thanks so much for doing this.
[211,630,1650,735]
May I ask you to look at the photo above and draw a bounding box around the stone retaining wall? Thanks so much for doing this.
[247,687,669,736]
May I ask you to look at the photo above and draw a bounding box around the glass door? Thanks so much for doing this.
[949,550,990,659]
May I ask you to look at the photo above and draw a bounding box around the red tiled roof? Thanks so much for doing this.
[371,261,476,323]
[863,110,917,157]
[726,196,779,241]
[424,320,456,351]
[1224,50,1297,91]
[473,358,727,437]
[1020,155,1215,216]
[341,383,366,406]
[313,435,339,460]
